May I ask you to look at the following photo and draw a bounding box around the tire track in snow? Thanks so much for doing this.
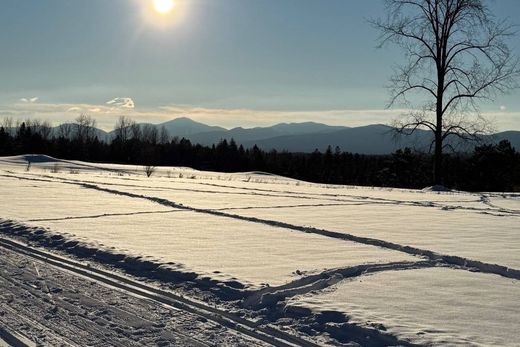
[7,172,518,281]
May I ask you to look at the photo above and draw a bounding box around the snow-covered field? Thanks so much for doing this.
[1,154,519,346]
[288,267,520,346]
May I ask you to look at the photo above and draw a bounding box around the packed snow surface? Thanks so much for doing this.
[31,211,416,287]
[1,155,519,345]
[232,203,520,268]
[288,267,520,346]
[0,245,268,346]
[0,156,417,287]
[0,176,172,221]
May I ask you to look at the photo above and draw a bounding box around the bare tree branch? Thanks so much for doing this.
[372,0,520,184]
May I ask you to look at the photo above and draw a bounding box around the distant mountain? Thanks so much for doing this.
[189,121,346,146]
[494,131,520,147]
[239,126,520,154]
[105,117,226,140]
[180,119,520,154]
[241,124,432,154]
[7,117,519,154]
[158,117,226,138]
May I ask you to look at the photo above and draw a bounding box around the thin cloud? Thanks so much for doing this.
[19,97,39,103]
[106,97,135,109]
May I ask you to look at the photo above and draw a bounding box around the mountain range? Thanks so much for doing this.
[128,117,520,154]
[12,117,520,154]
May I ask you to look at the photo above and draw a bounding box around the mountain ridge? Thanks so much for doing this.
[6,117,519,154]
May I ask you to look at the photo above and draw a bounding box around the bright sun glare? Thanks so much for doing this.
[153,0,175,14]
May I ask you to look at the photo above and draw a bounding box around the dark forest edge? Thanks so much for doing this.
[1,121,519,192]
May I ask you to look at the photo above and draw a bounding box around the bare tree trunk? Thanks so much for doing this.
[434,122,443,185]
[435,63,445,186]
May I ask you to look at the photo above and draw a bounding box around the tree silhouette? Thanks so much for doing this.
[74,114,97,143]
[373,0,519,184]
[114,116,133,143]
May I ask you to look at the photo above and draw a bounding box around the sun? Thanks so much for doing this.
[139,0,185,29]
[153,0,175,14]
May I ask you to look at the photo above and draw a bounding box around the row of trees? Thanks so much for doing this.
[0,115,173,145]
[1,118,519,191]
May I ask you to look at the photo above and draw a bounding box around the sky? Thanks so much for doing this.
[0,0,519,131]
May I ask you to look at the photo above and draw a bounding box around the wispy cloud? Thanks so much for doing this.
[106,97,135,109]
[19,97,39,103]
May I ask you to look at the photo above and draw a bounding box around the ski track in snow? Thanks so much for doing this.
[7,170,520,217]
[0,244,269,347]
[1,158,519,346]
[0,235,420,347]
[3,172,518,282]
[2,171,520,281]
[27,209,182,223]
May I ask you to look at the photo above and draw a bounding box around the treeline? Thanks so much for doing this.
[0,116,519,191]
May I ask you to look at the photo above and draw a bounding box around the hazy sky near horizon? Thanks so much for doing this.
[1,0,519,130]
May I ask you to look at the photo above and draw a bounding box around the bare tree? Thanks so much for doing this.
[58,123,73,139]
[130,122,142,141]
[113,116,133,143]
[26,119,52,140]
[74,114,97,143]
[159,125,170,144]
[373,0,519,184]
[1,117,14,136]
[141,124,158,145]
[39,120,53,140]
[144,165,156,178]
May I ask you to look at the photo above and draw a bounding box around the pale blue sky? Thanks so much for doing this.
[0,0,519,130]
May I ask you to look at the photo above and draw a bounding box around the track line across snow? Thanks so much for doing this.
[3,172,520,281]
[0,234,423,347]
[27,209,181,223]
[9,171,520,216]
[0,237,318,347]
[0,326,37,347]
[243,260,437,309]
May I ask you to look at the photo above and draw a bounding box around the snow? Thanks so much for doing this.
[231,202,520,269]
[0,176,172,221]
[0,156,418,288]
[487,194,520,211]
[89,182,338,210]
[0,244,269,346]
[287,267,520,346]
[27,211,417,288]
[422,184,451,192]
[1,155,519,345]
